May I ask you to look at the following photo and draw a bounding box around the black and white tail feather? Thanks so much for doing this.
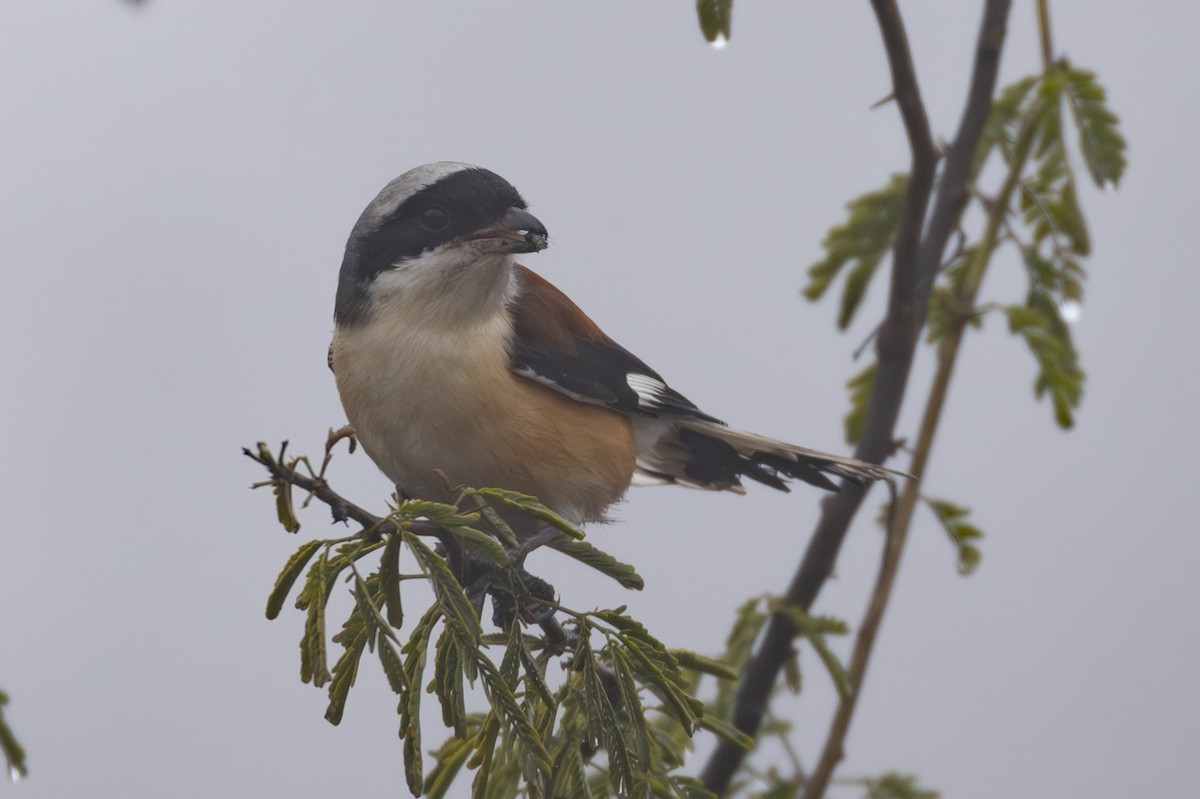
[632,416,902,494]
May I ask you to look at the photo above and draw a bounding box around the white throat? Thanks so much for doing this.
[367,244,517,328]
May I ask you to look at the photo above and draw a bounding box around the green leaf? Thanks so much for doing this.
[668,649,737,681]
[378,533,405,628]
[439,525,510,567]
[695,0,732,44]
[325,607,370,726]
[784,649,802,695]
[610,645,654,768]
[476,654,553,773]
[803,174,908,329]
[405,531,482,643]
[549,726,592,799]
[515,628,557,709]
[775,606,852,701]
[923,497,986,576]
[1063,67,1127,188]
[975,75,1040,179]
[867,772,941,799]
[696,714,754,751]
[0,689,27,780]
[424,733,475,799]
[711,598,768,721]
[466,710,500,771]
[433,621,468,737]
[400,606,440,797]
[668,776,720,799]
[352,573,397,644]
[475,488,586,540]
[273,476,300,533]
[478,728,523,799]
[620,638,702,733]
[297,550,331,686]
[266,539,322,620]
[844,360,878,445]
[1004,300,1084,428]
[577,637,634,794]
[548,538,644,589]
[378,631,408,696]
[593,612,681,679]
[398,498,475,526]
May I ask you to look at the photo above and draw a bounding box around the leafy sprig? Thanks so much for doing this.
[250,441,744,797]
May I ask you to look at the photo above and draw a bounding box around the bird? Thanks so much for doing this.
[329,162,898,537]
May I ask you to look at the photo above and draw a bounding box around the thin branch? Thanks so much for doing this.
[245,441,401,535]
[700,2,1013,794]
[913,0,1014,317]
[871,0,937,349]
[1037,0,1054,72]
[246,441,573,649]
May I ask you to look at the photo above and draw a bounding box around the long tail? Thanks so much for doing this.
[634,418,907,493]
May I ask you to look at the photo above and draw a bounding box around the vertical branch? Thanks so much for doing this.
[801,109,1026,795]
[1037,0,1054,71]
[699,1,1013,795]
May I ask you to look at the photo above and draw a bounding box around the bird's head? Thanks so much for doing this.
[335,162,548,325]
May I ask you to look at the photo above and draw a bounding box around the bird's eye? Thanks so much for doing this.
[420,207,450,231]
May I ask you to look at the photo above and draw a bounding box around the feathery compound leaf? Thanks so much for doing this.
[514,628,556,709]
[975,75,1040,178]
[593,611,681,679]
[475,654,553,772]
[711,597,768,720]
[844,360,878,445]
[923,497,985,575]
[475,488,586,539]
[1063,67,1127,188]
[0,689,26,780]
[775,607,852,701]
[803,174,908,329]
[695,0,732,44]
[438,525,509,567]
[610,645,654,768]
[479,729,523,799]
[696,715,754,751]
[1004,299,1084,428]
[352,573,397,644]
[668,649,738,681]
[668,776,720,799]
[397,498,474,526]
[549,730,592,799]
[400,606,440,796]
[466,709,499,770]
[424,733,474,799]
[325,607,370,726]
[405,531,482,642]
[297,550,331,686]
[378,631,408,696]
[548,538,644,589]
[723,598,768,669]
[266,539,322,620]
[620,639,702,733]
[273,475,300,533]
[433,622,468,737]
[867,773,941,799]
[577,638,635,793]
[1020,159,1091,257]
[378,533,405,628]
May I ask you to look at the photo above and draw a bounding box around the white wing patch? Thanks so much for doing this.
[626,372,673,411]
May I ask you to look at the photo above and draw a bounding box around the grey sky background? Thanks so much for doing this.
[2,2,1197,797]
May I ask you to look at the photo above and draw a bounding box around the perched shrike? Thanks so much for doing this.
[330,163,895,534]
